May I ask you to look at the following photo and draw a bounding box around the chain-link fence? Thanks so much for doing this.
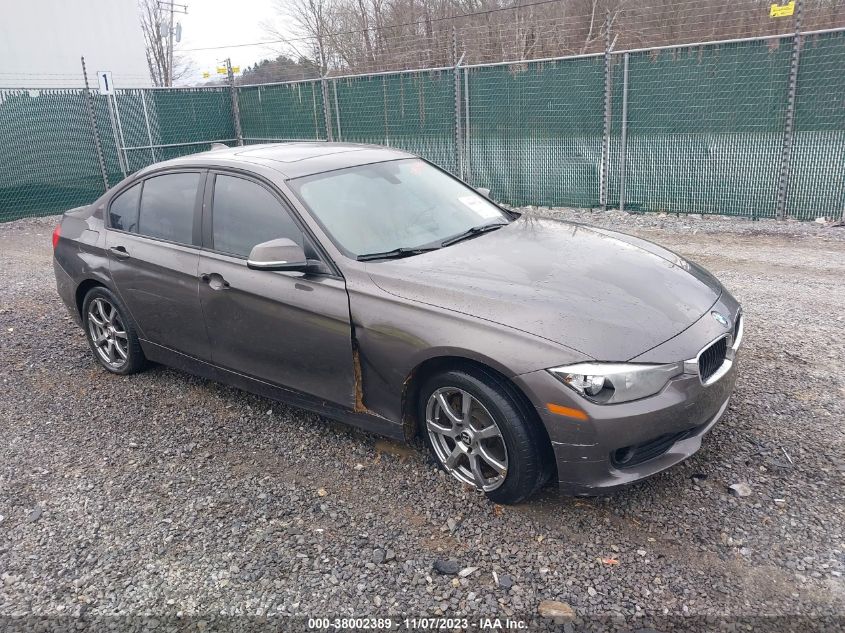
[463,57,606,210]
[607,37,793,218]
[2,28,844,221]
[0,89,105,220]
[329,69,459,173]
[238,80,327,143]
[0,85,236,222]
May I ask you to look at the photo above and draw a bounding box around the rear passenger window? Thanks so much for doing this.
[137,173,201,245]
[211,174,303,258]
[109,183,140,232]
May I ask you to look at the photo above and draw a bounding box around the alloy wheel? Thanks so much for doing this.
[425,387,509,492]
[87,297,129,369]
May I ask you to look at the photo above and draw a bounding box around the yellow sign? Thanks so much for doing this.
[770,1,795,18]
[216,66,227,74]
[202,71,210,78]
[232,66,240,74]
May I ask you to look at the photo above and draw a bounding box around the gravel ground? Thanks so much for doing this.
[1,210,844,632]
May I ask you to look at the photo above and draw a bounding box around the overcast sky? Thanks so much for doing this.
[175,0,293,84]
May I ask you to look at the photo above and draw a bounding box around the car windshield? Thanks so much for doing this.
[288,158,510,258]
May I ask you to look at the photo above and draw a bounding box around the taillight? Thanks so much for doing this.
[52,223,61,249]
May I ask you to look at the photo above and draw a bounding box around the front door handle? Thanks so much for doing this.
[201,272,230,290]
[108,246,130,260]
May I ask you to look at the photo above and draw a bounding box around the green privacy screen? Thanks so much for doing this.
[326,70,457,174]
[464,56,606,209]
[0,87,236,222]
[238,80,327,143]
[0,89,106,221]
[606,31,845,220]
[2,31,845,222]
[109,88,237,173]
[608,37,792,219]
[787,31,845,219]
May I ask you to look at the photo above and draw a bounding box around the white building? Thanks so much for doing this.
[0,0,151,89]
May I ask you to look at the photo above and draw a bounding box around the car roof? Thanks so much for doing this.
[141,142,415,180]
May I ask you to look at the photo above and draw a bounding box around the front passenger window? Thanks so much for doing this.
[211,174,303,258]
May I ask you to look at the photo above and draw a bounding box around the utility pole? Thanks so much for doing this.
[157,2,188,87]
[168,2,174,86]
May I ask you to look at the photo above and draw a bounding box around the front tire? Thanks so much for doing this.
[419,368,548,504]
[81,286,146,375]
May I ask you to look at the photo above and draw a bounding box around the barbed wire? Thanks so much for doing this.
[193,0,844,84]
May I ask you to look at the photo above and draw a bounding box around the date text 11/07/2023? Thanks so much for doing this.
[306,617,529,630]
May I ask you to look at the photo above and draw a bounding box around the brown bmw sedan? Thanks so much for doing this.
[53,143,743,504]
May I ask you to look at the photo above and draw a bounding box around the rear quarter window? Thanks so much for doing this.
[108,183,141,232]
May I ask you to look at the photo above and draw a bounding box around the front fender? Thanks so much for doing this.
[347,271,587,424]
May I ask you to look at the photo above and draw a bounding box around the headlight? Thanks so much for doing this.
[548,362,683,404]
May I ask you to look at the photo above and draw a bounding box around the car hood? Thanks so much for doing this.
[365,215,722,361]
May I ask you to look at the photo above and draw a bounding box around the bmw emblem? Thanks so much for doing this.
[711,311,729,328]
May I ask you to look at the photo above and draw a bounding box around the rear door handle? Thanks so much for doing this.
[201,272,230,290]
[108,246,130,260]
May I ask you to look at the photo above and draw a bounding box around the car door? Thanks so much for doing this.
[197,170,355,409]
[105,170,212,361]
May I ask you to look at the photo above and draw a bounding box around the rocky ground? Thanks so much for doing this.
[0,211,843,632]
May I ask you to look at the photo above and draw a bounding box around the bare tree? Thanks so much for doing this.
[266,0,340,75]
[138,0,194,86]
[258,0,845,77]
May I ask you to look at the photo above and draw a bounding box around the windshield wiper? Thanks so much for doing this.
[356,222,508,260]
[356,245,441,261]
[440,222,508,248]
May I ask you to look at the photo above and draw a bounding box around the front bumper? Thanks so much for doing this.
[514,310,742,496]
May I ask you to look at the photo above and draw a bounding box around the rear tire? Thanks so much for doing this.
[81,286,146,375]
[419,368,548,504]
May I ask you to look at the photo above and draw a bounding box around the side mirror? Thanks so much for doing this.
[477,187,492,200]
[247,238,308,272]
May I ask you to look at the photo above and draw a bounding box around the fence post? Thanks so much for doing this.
[775,0,803,221]
[332,80,342,142]
[111,92,130,173]
[226,58,244,146]
[140,90,157,163]
[618,52,631,213]
[453,28,465,179]
[464,67,471,184]
[382,78,390,146]
[321,77,334,142]
[80,56,109,191]
[599,10,612,209]
[105,92,127,179]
